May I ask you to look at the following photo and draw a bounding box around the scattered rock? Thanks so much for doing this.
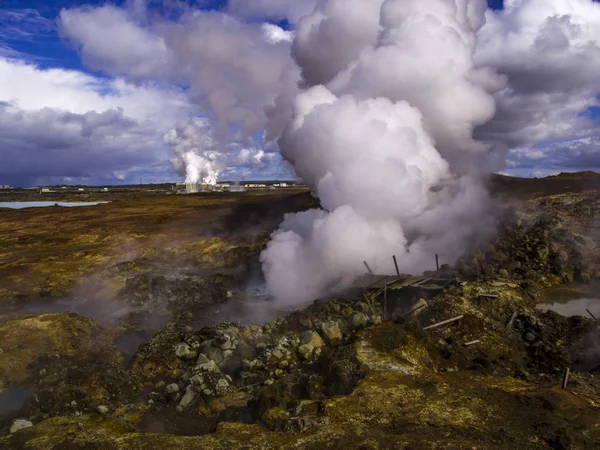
[178,385,197,410]
[175,343,197,360]
[320,321,343,347]
[10,419,33,434]
[349,312,369,331]
[301,331,325,349]
[96,405,109,415]
[166,383,180,394]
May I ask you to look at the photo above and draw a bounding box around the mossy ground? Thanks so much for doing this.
[1,177,599,449]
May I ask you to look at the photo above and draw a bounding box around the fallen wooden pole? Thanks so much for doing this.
[479,294,499,299]
[505,312,518,334]
[399,303,427,318]
[392,255,400,276]
[423,315,464,331]
[363,261,373,274]
[562,367,570,390]
[464,340,481,347]
[586,308,597,321]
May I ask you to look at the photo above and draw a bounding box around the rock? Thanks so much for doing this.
[196,360,221,373]
[96,405,109,415]
[216,378,229,390]
[320,321,343,347]
[214,335,234,351]
[166,383,180,394]
[299,317,313,329]
[525,332,536,343]
[175,343,197,360]
[10,419,33,434]
[272,349,285,360]
[301,331,325,349]
[199,343,225,366]
[298,344,314,360]
[349,312,369,331]
[197,354,210,364]
[178,385,197,410]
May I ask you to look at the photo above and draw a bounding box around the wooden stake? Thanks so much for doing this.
[505,312,518,334]
[423,315,464,331]
[399,303,427,318]
[363,261,373,274]
[435,254,439,271]
[392,255,400,276]
[586,308,597,321]
[479,294,499,300]
[562,367,570,390]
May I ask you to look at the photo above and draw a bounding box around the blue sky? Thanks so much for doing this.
[1,0,599,186]
[2,0,505,79]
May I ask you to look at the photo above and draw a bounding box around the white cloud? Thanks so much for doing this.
[228,0,318,24]
[0,58,195,185]
[476,0,600,147]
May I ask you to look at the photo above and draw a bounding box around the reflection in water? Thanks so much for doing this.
[537,297,600,318]
[537,283,599,318]
[0,387,34,415]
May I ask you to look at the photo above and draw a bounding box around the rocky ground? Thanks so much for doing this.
[0,175,599,449]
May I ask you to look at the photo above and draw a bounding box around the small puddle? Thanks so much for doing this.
[116,330,156,357]
[0,201,109,209]
[0,387,34,415]
[537,285,599,319]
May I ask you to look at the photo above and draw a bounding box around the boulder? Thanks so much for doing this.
[178,385,197,410]
[175,343,198,360]
[10,419,33,434]
[320,321,343,347]
[298,344,314,360]
[301,331,325,349]
[348,313,369,331]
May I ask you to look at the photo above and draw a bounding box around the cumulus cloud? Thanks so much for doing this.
[476,0,600,151]
[59,4,300,183]
[0,58,194,186]
[228,0,318,24]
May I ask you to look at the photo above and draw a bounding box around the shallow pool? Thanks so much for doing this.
[537,284,599,318]
[0,201,108,209]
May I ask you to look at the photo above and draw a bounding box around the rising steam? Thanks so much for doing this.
[163,119,223,186]
[260,0,505,305]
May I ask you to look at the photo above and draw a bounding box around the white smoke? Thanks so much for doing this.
[261,0,504,306]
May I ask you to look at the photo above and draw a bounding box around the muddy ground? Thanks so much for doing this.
[0,176,599,449]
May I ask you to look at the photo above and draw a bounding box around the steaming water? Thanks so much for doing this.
[0,201,109,209]
[0,387,34,415]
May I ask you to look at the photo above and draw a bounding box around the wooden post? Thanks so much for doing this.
[505,312,518,334]
[423,315,464,331]
[392,255,400,276]
[586,309,597,320]
[363,261,373,274]
[562,368,570,390]
[479,294,499,300]
[435,254,439,271]
[399,303,427,318]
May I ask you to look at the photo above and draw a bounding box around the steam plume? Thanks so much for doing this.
[261,0,504,306]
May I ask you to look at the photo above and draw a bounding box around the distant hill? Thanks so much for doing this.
[490,171,600,198]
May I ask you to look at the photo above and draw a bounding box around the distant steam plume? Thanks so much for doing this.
[261,0,505,306]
